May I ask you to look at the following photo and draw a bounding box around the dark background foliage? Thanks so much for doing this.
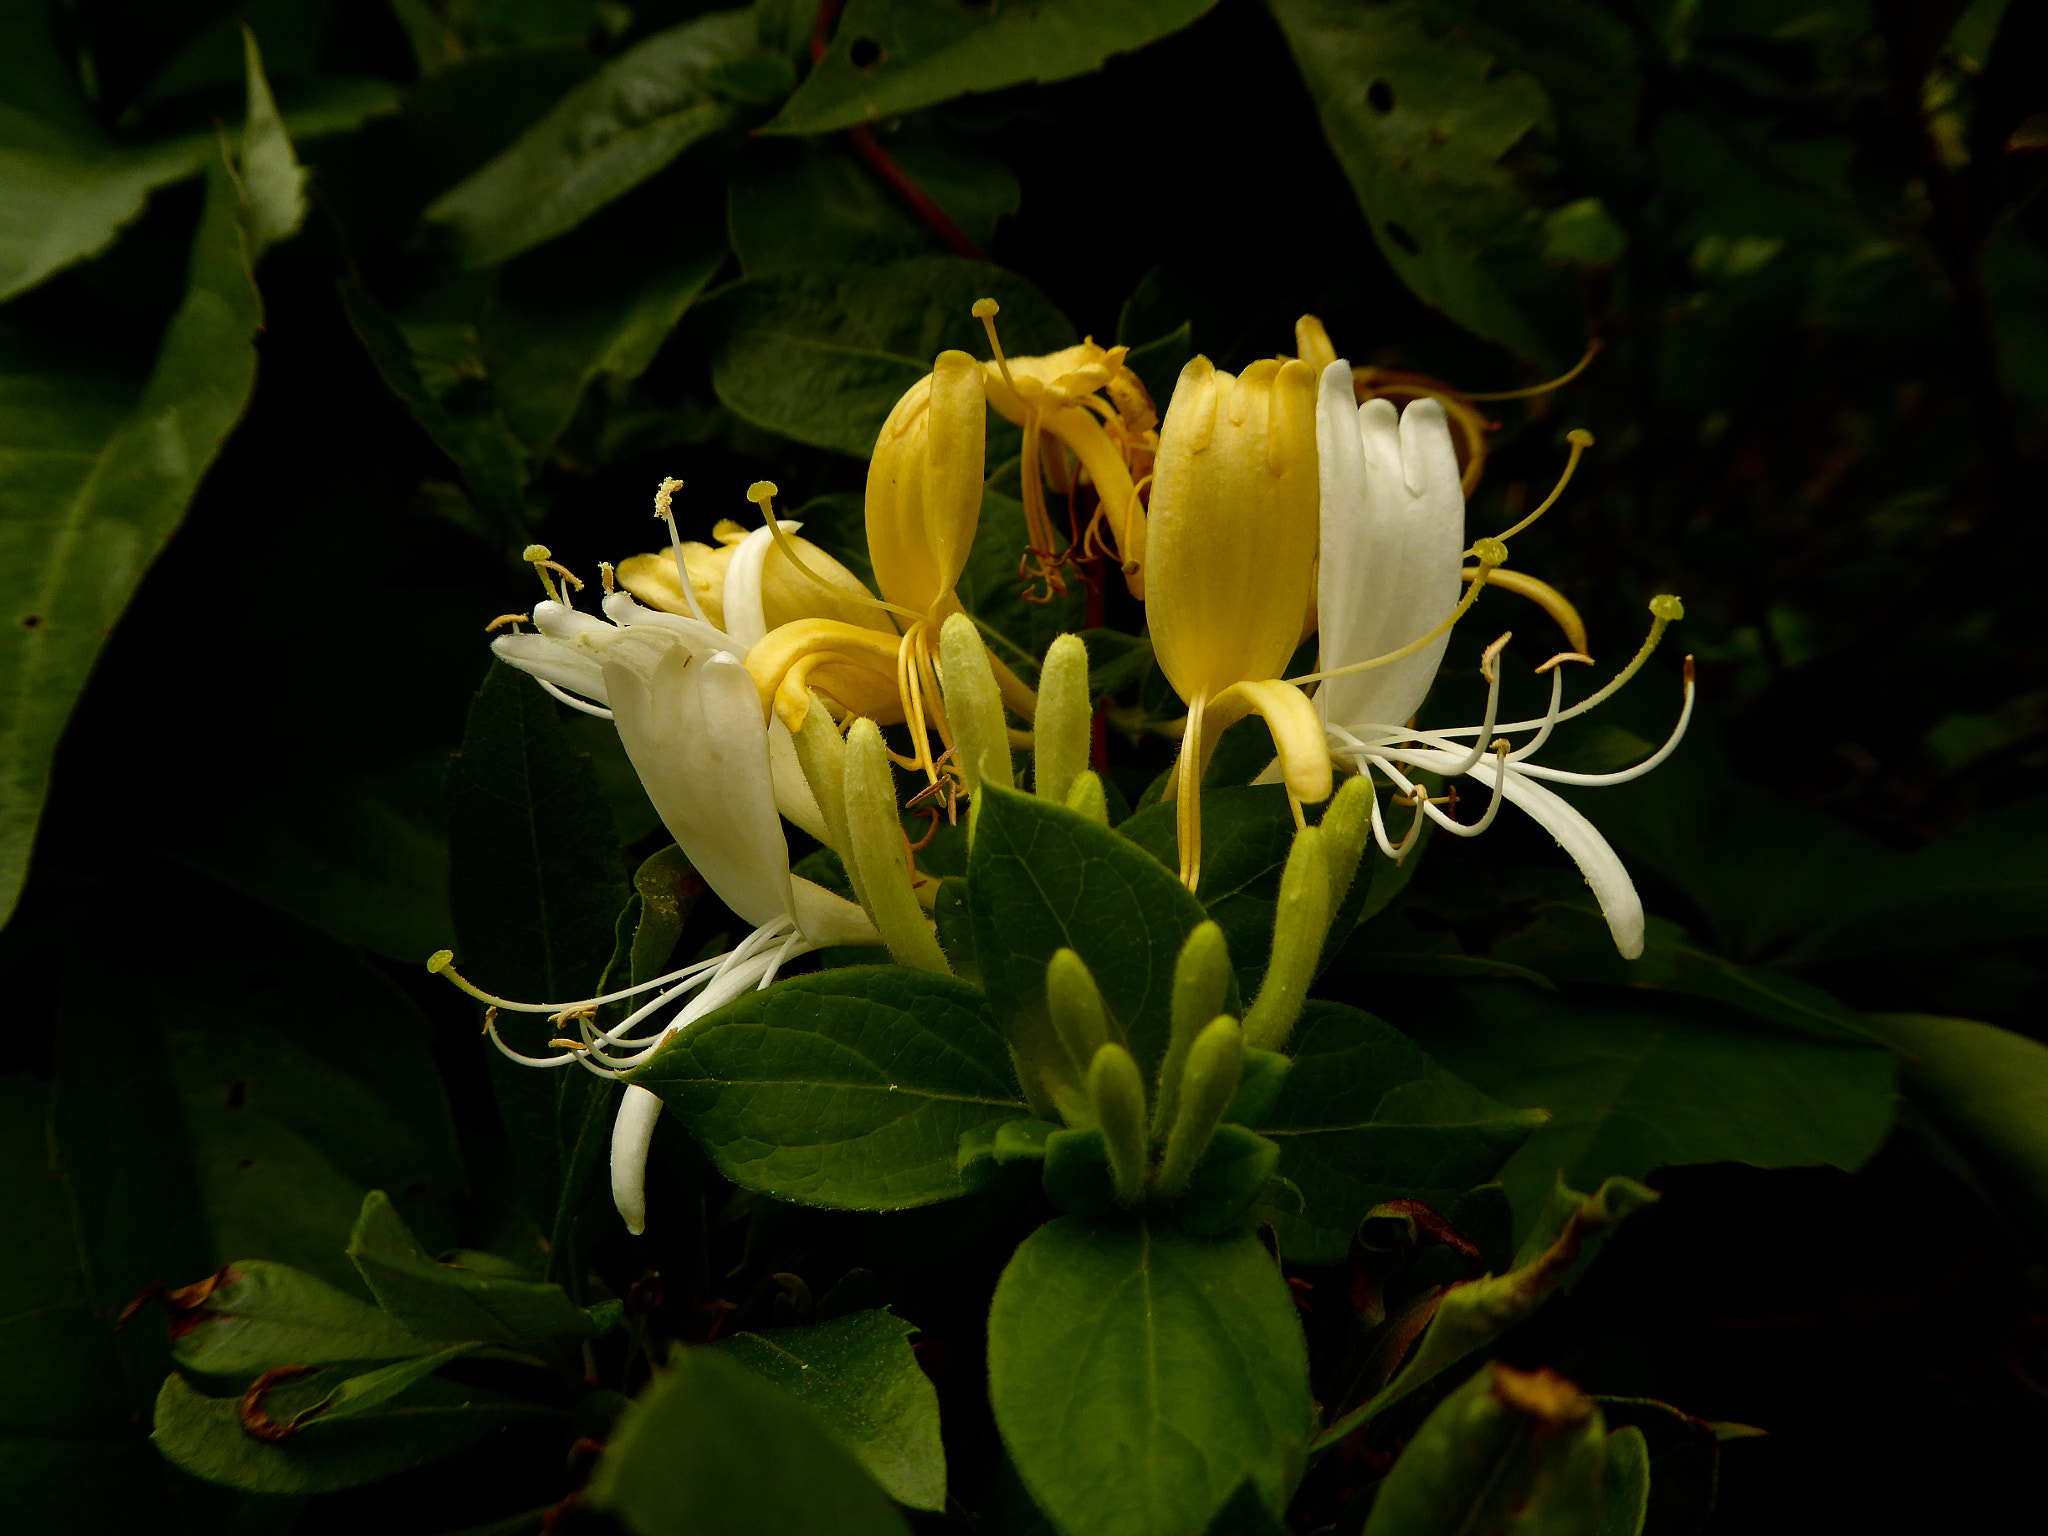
[4,0,2046,1531]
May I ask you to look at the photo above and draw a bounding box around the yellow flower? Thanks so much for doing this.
[1147,354,1332,888]
[974,302,1155,602]
[744,350,1036,781]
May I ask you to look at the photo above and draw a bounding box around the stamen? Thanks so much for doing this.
[522,544,561,605]
[536,679,614,720]
[1435,633,1511,777]
[484,612,530,633]
[1510,656,1696,786]
[1290,539,1508,687]
[428,947,729,1015]
[481,1008,585,1069]
[599,561,616,594]
[1486,431,1593,547]
[651,477,712,625]
[746,481,926,628]
[973,298,1020,395]
[1463,339,1604,402]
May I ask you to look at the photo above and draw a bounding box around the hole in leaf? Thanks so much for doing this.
[1386,221,1421,256]
[226,1079,248,1109]
[18,613,39,628]
[1367,78,1394,113]
[849,36,883,69]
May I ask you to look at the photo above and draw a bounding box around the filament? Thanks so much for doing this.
[747,482,925,629]
[1290,541,1508,687]
[1463,340,1603,402]
[537,679,614,719]
[1485,430,1593,547]
[652,478,713,626]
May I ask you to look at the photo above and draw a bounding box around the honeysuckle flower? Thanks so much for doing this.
[1304,358,1693,959]
[461,538,881,1234]
[1291,314,1602,499]
[1147,354,1332,889]
[744,354,1037,784]
[973,300,1155,601]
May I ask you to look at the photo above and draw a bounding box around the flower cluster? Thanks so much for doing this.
[438,303,1689,1233]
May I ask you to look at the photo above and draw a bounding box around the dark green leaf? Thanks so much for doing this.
[1172,1125,1281,1237]
[716,1309,945,1511]
[1359,1363,1608,1536]
[1594,1397,1721,1536]
[630,966,1029,1209]
[765,0,1217,135]
[1868,1012,2048,1240]
[1121,785,1300,994]
[708,257,1071,456]
[164,759,452,965]
[1405,984,1897,1234]
[0,1077,198,1527]
[728,130,1020,272]
[0,150,283,927]
[1079,630,1154,699]
[170,1261,442,1375]
[1259,1002,1546,1264]
[339,279,532,543]
[1269,0,1582,362]
[422,8,765,268]
[152,1368,544,1496]
[1601,1426,1651,1536]
[987,1215,1314,1536]
[346,1192,596,1357]
[590,1345,911,1536]
[969,783,1225,1080]
[447,661,628,1234]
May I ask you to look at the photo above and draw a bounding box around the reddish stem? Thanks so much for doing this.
[809,1,987,261]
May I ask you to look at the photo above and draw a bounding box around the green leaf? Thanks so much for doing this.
[716,1309,946,1511]
[1260,1002,1545,1264]
[1867,1013,2048,1239]
[969,783,1225,1081]
[1318,1178,1655,1452]
[168,1261,443,1376]
[728,130,1020,272]
[346,1192,596,1359]
[1600,1426,1651,1536]
[1787,796,2048,962]
[1492,903,1878,1043]
[164,759,453,965]
[447,661,628,1236]
[987,1215,1314,1536]
[339,278,533,543]
[422,7,767,269]
[152,1368,545,1496]
[0,1077,199,1528]
[1405,984,1898,1234]
[1172,1125,1281,1237]
[1269,0,1580,362]
[0,149,280,927]
[1359,1362,1608,1536]
[590,1345,912,1536]
[707,257,1071,456]
[482,207,729,454]
[161,915,465,1293]
[0,7,375,301]
[764,0,1217,135]
[632,966,1028,1209]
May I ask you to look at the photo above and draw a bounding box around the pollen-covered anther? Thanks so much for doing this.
[547,1038,590,1051]
[484,612,530,633]
[1479,631,1512,684]
[1535,650,1595,675]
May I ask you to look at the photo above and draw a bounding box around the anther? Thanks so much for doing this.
[599,562,615,594]
[653,477,683,522]
[484,613,530,633]
[547,1039,589,1052]
[1480,631,1512,685]
[1534,650,1595,675]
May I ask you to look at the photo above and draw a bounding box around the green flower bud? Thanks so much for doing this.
[790,693,867,909]
[1155,1015,1244,1197]
[844,717,950,974]
[1047,947,1116,1075]
[1318,774,1375,916]
[1154,920,1230,1141]
[938,612,1013,801]
[1063,769,1109,825]
[1086,1042,1149,1204]
[1035,632,1092,805]
[1242,825,1330,1053]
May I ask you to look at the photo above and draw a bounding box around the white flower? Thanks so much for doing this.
[478,526,880,1234]
[1309,360,1693,960]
